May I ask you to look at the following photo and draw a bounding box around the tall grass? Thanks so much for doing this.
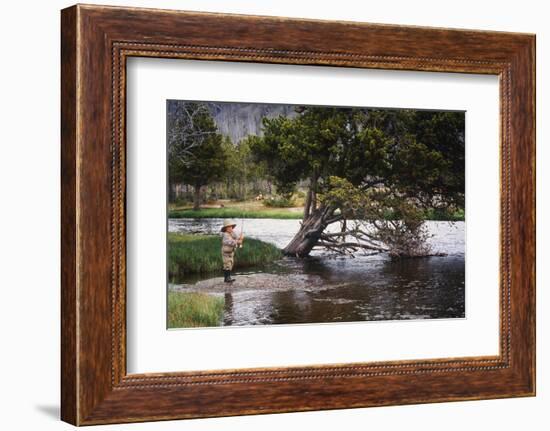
[168,233,281,280]
[169,208,303,219]
[167,291,224,328]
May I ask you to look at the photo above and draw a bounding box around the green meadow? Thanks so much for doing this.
[168,207,303,220]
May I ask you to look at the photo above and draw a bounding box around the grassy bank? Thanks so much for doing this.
[169,207,303,219]
[168,205,463,221]
[167,291,224,328]
[168,233,281,280]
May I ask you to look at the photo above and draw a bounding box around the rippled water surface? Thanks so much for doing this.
[169,218,465,326]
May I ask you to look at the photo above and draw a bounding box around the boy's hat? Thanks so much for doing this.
[221,219,237,232]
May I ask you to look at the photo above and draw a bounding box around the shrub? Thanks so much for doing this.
[263,195,296,208]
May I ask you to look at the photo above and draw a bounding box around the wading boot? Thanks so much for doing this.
[224,270,235,283]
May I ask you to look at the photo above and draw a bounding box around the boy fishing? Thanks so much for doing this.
[220,220,244,283]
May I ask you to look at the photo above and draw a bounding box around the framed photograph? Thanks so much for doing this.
[61,4,535,425]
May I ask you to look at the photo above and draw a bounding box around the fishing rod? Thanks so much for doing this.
[239,217,245,248]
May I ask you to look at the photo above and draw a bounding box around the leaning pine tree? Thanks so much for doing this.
[250,107,464,258]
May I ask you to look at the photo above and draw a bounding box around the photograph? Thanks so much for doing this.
[166,100,466,329]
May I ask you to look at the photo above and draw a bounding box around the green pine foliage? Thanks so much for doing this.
[251,107,465,208]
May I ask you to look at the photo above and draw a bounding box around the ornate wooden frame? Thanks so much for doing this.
[61,4,536,426]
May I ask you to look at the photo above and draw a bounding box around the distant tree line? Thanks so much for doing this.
[168,101,273,209]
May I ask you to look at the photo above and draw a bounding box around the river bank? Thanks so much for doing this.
[167,291,224,328]
[170,272,327,294]
[168,273,340,328]
[168,200,464,221]
[169,207,304,219]
[168,233,281,280]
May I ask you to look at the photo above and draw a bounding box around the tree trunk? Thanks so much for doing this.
[310,172,318,211]
[303,173,318,222]
[283,206,334,257]
[303,188,312,220]
[193,185,201,210]
[168,182,177,203]
[239,181,245,200]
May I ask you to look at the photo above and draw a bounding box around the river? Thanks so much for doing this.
[169,218,465,326]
